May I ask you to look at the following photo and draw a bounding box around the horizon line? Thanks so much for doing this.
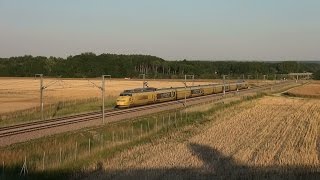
[0,53,319,62]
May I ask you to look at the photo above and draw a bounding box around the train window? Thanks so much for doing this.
[157,92,171,99]
[191,89,201,94]
[124,90,134,93]
[120,93,132,96]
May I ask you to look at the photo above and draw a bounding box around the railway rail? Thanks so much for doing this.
[0,81,294,139]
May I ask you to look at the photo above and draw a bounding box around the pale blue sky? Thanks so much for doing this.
[0,0,319,60]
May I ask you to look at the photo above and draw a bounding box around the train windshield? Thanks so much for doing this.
[124,90,134,93]
[120,93,132,96]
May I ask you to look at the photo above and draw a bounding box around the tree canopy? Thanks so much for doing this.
[0,53,319,79]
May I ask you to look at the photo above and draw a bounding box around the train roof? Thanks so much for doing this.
[123,87,157,93]
[121,82,247,94]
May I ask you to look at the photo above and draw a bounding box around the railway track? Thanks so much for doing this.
[0,81,294,138]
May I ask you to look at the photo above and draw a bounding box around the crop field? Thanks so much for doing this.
[0,91,265,179]
[0,78,215,114]
[0,78,277,115]
[0,83,312,179]
[0,77,278,128]
[287,81,320,97]
[88,95,320,179]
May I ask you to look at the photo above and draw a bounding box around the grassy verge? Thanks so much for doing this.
[0,96,117,127]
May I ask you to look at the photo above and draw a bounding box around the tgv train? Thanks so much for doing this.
[115,82,249,108]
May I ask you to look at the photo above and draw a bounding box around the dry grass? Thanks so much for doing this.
[0,108,190,177]
[198,96,319,166]
[287,81,320,97]
[90,95,320,179]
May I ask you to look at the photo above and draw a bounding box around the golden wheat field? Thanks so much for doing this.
[287,81,320,97]
[0,77,274,114]
[0,78,216,114]
[89,95,320,179]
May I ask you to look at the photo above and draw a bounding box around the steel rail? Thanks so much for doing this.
[0,109,117,131]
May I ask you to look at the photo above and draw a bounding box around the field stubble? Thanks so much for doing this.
[91,95,320,179]
[287,81,320,98]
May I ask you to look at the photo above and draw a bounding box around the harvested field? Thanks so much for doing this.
[86,96,320,179]
[287,81,320,98]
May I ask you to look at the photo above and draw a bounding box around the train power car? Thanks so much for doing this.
[116,82,249,108]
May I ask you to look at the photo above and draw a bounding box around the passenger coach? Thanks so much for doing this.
[116,82,248,108]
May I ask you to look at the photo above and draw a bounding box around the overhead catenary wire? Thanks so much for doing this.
[34,75,66,120]
[84,76,111,124]
[87,79,103,90]
[0,80,35,87]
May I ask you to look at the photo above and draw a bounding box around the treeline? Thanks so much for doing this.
[0,53,320,79]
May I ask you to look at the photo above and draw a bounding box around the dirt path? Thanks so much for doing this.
[83,96,320,179]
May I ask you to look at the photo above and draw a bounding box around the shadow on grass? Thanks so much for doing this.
[92,143,319,180]
[5,143,319,180]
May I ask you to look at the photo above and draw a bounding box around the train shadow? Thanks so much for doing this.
[2,143,320,180]
[83,143,320,180]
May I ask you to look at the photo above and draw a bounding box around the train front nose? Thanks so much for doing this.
[116,96,131,107]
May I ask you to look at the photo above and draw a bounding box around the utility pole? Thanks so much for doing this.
[102,76,105,124]
[35,74,44,120]
[222,75,227,95]
[102,75,111,124]
[185,75,187,107]
[184,75,194,107]
[139,74,146,88]
[88,75,111,124]
[35,74,62,120]
[192,75,194,86]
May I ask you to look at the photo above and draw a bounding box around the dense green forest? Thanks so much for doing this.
[0,53,320,79]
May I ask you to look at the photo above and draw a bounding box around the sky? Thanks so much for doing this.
[0,0,320,61]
